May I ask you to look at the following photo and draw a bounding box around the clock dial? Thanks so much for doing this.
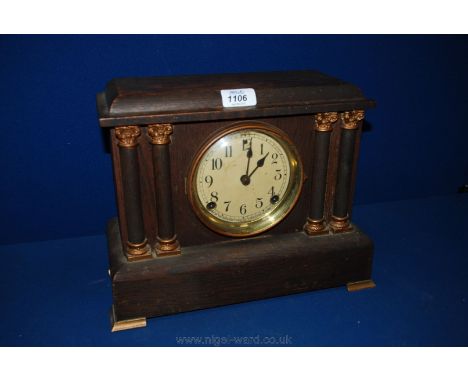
[188,123,303,237]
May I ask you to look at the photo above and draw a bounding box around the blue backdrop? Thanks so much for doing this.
[1,35,467,244]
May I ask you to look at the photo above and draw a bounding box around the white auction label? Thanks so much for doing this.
[220,88,257,107]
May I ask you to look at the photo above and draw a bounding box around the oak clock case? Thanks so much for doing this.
[97,71,376,332]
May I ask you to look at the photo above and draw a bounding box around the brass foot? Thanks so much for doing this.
[110,306,147,332]
[347,279,376,292]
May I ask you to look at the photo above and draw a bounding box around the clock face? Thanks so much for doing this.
[188,122,303,237]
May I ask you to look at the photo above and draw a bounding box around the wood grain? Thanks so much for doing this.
[107,219,374,321]
[97,71,375,127]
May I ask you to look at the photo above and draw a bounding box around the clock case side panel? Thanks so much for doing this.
[110,129,128,247]
[347,120,364,221]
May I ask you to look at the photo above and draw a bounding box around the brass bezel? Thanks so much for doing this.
[187,121,304,237]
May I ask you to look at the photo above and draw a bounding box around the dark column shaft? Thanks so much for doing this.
[333,128,357,218]
[153,144,175,240]
[120,147,146,244]
[146,123,180,257]
[309,131,332,220]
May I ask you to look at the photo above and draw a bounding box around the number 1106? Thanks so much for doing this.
[228,94,248,103]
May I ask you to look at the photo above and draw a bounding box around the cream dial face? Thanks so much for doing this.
[189,124,303,237]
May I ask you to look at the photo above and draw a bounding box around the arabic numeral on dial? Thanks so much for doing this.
[268,186,279,204]
[274,169,282,180]
[204,175,213,187]
[240,204,247,215]
[271,153,278,164]
[225,145,232,157]
[211,158,223,170]
[224,201,231,212]
[210,191,219,202]
[255,198,263,208]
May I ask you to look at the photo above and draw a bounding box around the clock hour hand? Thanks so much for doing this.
[240,150,269,186]
[247,152,270,179]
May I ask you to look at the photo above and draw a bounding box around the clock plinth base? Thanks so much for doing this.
[110,305,146,332]
[107,218,374,330]
[346,279,376,292]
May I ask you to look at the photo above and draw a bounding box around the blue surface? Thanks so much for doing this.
[1,35,468,244]
[1,194,467,346]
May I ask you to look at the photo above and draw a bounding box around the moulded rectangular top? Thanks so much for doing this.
[97,70,375,127]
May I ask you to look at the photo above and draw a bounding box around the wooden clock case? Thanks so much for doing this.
[96,71,376,331]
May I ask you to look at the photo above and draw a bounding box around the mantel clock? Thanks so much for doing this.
[96,71,376,331]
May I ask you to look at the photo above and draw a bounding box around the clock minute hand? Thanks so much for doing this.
[248,152,270,179]
[240,138,254,186]
[245,142,253,176]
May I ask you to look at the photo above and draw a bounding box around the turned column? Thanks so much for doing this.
[329,110,365,233]
[115,126,151,261]
[147,124,181,257]
[304,112,338,235]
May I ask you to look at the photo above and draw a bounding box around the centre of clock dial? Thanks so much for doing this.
[196,130,290,223]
